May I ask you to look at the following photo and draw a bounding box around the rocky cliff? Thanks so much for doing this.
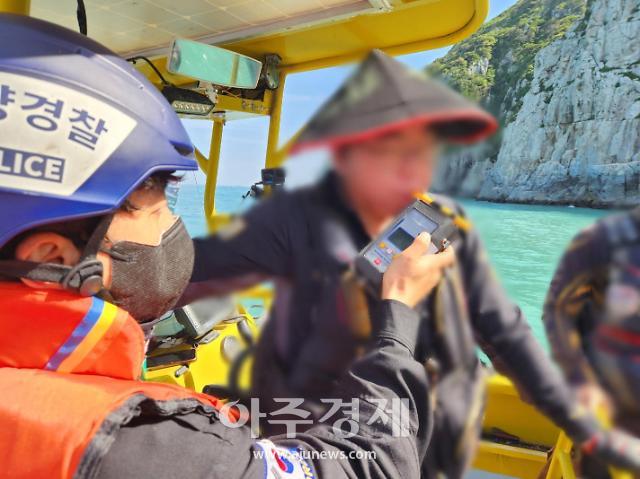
[431,0,640,207]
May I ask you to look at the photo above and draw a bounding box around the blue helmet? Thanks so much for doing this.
[0,13,197,250]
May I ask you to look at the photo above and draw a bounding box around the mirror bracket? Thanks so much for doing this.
[261,54,281,90]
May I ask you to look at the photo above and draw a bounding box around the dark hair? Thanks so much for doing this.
[0,172,179,259]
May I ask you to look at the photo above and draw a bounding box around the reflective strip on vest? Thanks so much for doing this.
[46,298,118,373]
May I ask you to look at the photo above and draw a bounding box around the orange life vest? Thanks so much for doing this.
[0,283,229,479]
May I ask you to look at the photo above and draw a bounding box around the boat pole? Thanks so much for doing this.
[265,71,287,169]
[204,118,224,232]
[0,0,30,14]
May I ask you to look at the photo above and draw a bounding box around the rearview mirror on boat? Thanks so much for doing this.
[167,38,262,89]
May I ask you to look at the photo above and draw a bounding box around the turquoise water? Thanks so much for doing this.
[175,184,609,349]
[458,200,607,349]
[174,184,254,239]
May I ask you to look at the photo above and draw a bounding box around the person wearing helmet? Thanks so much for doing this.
[544,207,640,476]
[0,14,465,479]
[183,50,640,476]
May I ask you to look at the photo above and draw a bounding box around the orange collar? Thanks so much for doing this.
[0,282,145,380]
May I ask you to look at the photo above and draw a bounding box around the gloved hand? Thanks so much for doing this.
[582,429,640,472]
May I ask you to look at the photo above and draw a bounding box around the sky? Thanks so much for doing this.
[181,0,520,187]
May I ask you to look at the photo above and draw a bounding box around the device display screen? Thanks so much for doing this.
[410,209,439,234]
[388,227,415,251]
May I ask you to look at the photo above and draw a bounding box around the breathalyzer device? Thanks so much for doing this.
[355,196,460,291]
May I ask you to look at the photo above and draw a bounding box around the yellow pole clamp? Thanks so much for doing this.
[0,0,30,15]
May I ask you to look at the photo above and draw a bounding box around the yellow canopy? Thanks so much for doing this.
[17,0,491,228]
[29,0,488,72]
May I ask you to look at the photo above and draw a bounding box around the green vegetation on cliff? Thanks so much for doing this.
[429,0,586,124]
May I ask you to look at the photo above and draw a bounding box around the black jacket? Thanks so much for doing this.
[96,301,431,479]
[184,173,599,476]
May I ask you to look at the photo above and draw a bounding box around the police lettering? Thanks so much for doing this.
[0,146,64,183]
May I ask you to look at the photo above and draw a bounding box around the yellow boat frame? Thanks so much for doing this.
[4,1,631,477]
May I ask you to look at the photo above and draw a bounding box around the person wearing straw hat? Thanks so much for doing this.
[185,50,640,477]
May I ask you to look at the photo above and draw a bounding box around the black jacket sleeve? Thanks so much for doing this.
[94,300,432,479]
[453,203,599,444]
[180,193,294,303]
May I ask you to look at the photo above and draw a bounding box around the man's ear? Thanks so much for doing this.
[15,233,81,289]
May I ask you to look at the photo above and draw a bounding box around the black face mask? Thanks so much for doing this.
[100,218,194,323]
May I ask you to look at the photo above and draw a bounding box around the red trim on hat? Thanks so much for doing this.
[290,109,499,155]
